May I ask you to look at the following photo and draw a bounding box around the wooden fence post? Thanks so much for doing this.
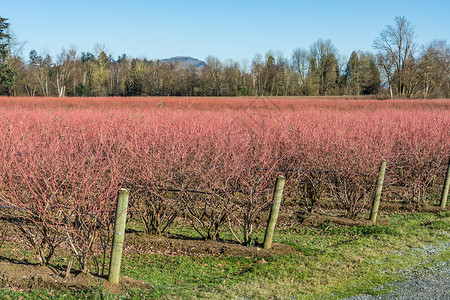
[108,188,129,284]
[370,160,387,223]
[440,157,450,209]
[263,175,286,250]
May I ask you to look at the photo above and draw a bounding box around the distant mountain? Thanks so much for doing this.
[160,56,207,69]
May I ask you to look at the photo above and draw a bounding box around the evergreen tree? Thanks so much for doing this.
[0,17,10,61]
[345,51,381,95]
[0,16,15,94]
[307,39,340,96]
[124,59,143,96]
[345,51,361,95]
[362,55,381,95]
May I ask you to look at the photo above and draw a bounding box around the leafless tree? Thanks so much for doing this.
[291,48,309,87]
[54,47,77,97]
[374,16,416,98]
[417,40,450,98]
[204,56,223,96]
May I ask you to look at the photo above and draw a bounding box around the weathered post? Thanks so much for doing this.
[263,175,286,250]
[370,160,387,223]
[440,157,450,209]
[108,188,129,284]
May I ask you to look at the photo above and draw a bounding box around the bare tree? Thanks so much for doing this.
[54,47,77,97]
[29,50,52,96]
[417,40,450,98]
[222,59,241,96]
[374,16,416,98]
[261,52,277,96]
[204,56,223,96]
[291,48,309,88]
[251,53,263,96]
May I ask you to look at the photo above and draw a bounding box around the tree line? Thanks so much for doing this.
[0,16,449,98]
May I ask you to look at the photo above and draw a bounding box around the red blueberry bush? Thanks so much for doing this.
[0,97,448,267]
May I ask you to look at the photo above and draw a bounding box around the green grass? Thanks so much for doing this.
[1,211,449,299]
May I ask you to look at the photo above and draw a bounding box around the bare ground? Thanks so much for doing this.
[124,231,297,257]
[0,258,152,294]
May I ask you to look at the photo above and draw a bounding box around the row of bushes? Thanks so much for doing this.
[0,104,448,273]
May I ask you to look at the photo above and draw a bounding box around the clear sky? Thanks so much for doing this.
[1,0,449,63]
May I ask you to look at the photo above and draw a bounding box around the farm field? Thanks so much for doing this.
[0,97,449,299]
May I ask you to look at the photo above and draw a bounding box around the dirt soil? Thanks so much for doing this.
[124,231,297,258]
[0,258,152,294]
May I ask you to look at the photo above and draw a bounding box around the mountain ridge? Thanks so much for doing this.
[160,56,207,69]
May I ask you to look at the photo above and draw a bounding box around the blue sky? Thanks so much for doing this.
[1,0,449,63]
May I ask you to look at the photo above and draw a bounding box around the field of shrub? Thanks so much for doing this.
[0,97,448,296]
